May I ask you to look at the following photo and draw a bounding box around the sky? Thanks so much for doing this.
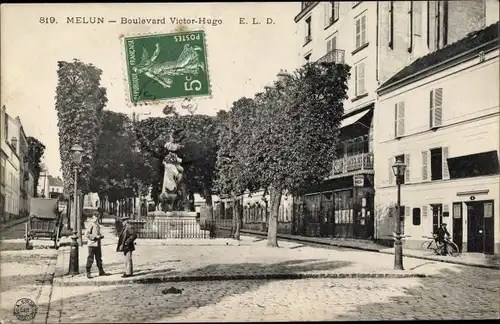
[1,3,300,178]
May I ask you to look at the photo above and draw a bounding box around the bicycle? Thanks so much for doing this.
[421,234,460,257]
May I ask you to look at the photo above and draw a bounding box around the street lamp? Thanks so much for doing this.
[68,143,83,275]
[392,156,407,271]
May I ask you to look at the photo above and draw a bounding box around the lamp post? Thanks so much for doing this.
[392,156,407,271]
[68,143,84,275]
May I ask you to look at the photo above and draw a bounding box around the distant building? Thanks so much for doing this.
[48,175,64,199]
[2,105,21,221]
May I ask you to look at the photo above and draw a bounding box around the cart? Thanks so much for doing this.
[25,198,62,249]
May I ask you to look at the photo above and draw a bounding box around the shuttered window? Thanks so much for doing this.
[354,61,366,96]
[422,150,429,181]
[394,102,405,137]
[405,153,411,183]
[430,88,443,128]
[355,14,367,49]
[442,146,450,179]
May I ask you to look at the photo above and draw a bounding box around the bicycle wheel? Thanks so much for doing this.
[446,242,460,256]
[421,240,433,250]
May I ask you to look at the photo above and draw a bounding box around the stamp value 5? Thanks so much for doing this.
[124,31,211,104]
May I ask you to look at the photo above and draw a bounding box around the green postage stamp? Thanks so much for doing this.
[123,31,211,104]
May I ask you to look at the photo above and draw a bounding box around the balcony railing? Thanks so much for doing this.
[302,2,315,10]
[304,35,312,45]
[317,49,345,64]
[331,152,374,175]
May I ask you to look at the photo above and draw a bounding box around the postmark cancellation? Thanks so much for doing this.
[123,30,211,105]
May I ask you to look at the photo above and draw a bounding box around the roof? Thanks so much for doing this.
[379,21,499,93]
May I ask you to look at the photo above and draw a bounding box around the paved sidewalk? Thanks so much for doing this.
[52,222,457,286]
[240,229,500,269]
[0,216,29,232]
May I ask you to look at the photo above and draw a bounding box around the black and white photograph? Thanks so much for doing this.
[0,2,499,322]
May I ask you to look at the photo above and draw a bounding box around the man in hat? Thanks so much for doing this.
[85,213,110,279]
[437,222,451,255]
[116,217,137,277]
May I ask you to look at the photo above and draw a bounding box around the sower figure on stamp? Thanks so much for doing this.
[116,217,137,278]
[85,213,110,279]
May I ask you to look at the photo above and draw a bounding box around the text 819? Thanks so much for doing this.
[39,17,57,24]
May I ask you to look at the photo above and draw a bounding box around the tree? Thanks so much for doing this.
[26,136,46,197]
[135,114,219,207]
[55,59,107,197]
[215,98,260,239]
[250,62,350,247]
[90,110,158,217]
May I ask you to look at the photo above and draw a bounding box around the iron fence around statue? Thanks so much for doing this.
[115,218,234,239]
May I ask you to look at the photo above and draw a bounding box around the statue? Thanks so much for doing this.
[158,131,186,212]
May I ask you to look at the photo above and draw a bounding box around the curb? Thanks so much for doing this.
[52,271,428,286]
[241,230,500,270]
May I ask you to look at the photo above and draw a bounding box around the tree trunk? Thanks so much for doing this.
[233,194,241,240]
[267,186,282,247]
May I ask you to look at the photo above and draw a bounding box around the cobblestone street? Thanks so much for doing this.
[46,266,499,322]
[1,220,498,323]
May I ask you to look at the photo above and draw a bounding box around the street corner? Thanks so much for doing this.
[123,30,211,104]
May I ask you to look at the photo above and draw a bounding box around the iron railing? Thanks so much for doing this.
[317,49,345,64]
[332,152,374,175]
[115,218,234,239]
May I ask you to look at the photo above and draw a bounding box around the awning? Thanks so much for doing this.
[340,109,370,128]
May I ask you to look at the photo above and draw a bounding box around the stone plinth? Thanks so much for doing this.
[147,211,197,220]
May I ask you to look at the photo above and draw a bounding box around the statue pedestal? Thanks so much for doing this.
[145,211,199,238]
[148,211,197,220]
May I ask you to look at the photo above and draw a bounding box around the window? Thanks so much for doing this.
[305,16,312,44]
[429,88,443,128]
[354,61,366,96]
[430,148,443,181]
[412,208,421,225]
[431,204,443,234]
[353,1,362,7]
[434,0,449,49]
[407,1,413,52]
[354,14,367,49]
[327,36,337,53]
[304,53,311,62]
[394,101,405,137]
[324,2,339,27]
[388,1,394,48]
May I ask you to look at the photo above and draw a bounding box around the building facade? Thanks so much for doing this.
[374,20,499,256]
[0,106,7,222]
[293,1,377,238]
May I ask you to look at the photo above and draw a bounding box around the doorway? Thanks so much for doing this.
[466,200,494,254]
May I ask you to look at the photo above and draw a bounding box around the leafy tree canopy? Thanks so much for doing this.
[26,136,46,197]
[55,59,107,196]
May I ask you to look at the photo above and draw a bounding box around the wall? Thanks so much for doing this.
[296,1,378,114]
[378,0,494,85]
[374,48,500,253]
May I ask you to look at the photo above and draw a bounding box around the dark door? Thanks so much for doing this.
[467,202,483,252]
[467,201,494,254]
[452,202,463,252]
[483,201,494,254]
